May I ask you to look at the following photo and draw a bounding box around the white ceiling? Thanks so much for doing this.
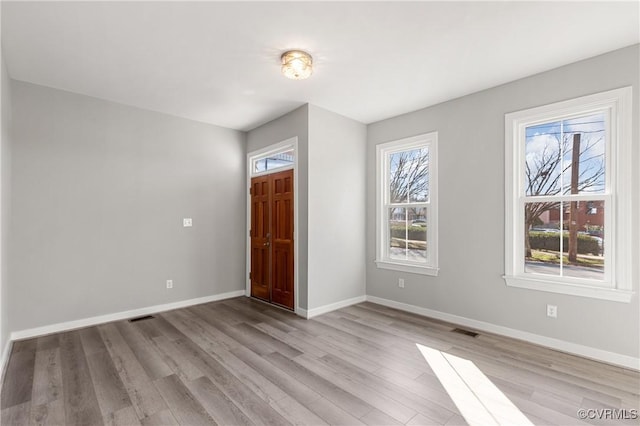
[2,1,638,131]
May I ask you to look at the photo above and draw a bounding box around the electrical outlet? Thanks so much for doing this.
[398,278,405,288]
[183,218,192,227]
[546,304,557,318]
[166,279,173,289]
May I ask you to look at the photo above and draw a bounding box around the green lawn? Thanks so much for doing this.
[529,249,604,269]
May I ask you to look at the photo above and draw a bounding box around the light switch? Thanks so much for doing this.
[183,218,192,227]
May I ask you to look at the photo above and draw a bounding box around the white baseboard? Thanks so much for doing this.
[304,295,367,319]
[0,339,12,385]
[296,308,309,319]
[10,290,246,341]
[366,295,640,371]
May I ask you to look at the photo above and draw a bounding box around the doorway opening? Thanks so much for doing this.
[246,138,298,312]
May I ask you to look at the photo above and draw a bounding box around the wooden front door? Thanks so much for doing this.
[250,169,294,310]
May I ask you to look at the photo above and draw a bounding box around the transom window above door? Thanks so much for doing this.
[252,149,294,175]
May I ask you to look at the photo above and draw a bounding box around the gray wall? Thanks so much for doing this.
[1,51,12,356]
[246,105,309,309]
[366,45,639,358]
[9,81,246,332]
[308,105,366,309]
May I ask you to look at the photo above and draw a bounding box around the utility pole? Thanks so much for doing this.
[568,133,580,263]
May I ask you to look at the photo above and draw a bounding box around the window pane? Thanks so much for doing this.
[525,202,561,276]
[562,114,605,195]
[563,200,604,280]
[388,207,427,262]
[524,201,604,280]
[389,148,429,203]
[525,121,562,196]
[525,113,605,197]
[254,149,294,173]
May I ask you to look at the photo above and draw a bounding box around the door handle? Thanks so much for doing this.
[264,241,270,247]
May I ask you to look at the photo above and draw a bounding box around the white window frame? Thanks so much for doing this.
[504,87,633,302]
[376,132,438,276]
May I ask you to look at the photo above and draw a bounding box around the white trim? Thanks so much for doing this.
[304,295,367,319]
[0,339,12,386]
[246,137,300,314]
[504,87,634,299]
[375,132,438,275]
[366,295,639,371]
[10,290,245,341]
[504,275,633,302]
[375,260,439,276]
[296,308,309,319]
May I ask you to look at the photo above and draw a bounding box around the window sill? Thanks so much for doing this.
[503,275,633,303]
[376,260,439,276]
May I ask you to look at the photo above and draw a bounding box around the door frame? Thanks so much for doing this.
[246,137,299,314]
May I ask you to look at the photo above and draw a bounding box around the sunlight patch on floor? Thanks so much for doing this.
[416,343,533,426]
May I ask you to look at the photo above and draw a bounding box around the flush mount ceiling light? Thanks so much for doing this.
[281,50,313,80]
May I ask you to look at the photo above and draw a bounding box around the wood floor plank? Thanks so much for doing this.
[148,335,205,382]
[265,351,373,418]
[315,353,458,423]
[373,367,459,414]
[29,399,65,426]
[145,316,185,341]
[1,340,36,409]
[168,308,241,351]
[168,337,292,426]
[361,408,404,425]
[139,409,179,426]
[252,321,328,358]
[205,320,275,356]
[313,332,426,379]
[200,303,254,326]
[228,344,366,425]
[186,376,254,426]
[270,395,330,426]
[36,335,60,352]
[452,347,635,410]
[115,321,173,381]
[98,323,168,420]
[153,374,216,426]
[1,401,31,426]
[229,345,323,407]
[165,310,302,408]
[222,299,298,333]
[317,313,439,370]
[234,322,303,359]
[80,327,108,356]
[170,316,291,405]
[103,405,141,426]
[31,347,63,406]
[288,394,367,426]
[85,349,132,417]
[59,331,104,425]
[443,413,469,426]
[288,329,380,373]
[293,354,418,423]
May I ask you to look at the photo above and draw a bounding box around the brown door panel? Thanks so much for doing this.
[271,241,293,308]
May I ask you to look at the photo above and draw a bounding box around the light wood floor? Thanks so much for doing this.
[1,297,638,425]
